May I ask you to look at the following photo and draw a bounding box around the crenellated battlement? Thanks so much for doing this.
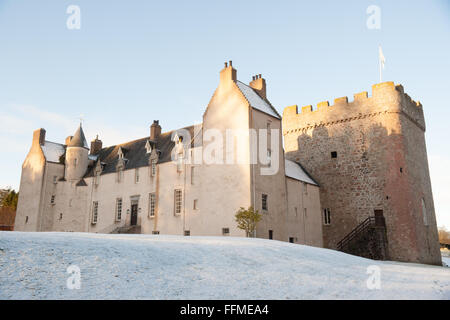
[283,82,425,134]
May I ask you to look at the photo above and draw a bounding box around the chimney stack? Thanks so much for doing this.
[90,135,103,155]
[150,120,162,140]
[33,128,46,146]
[219,60,237,84]
[249,74,267,99]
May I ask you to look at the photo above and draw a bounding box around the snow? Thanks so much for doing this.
[0,232,449,300]
[41,141,65,163]
[235,81,280,119]
[285,159,318,185]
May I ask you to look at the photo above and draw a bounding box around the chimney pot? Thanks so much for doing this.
[225,62,228,68]
[229,60,232,67]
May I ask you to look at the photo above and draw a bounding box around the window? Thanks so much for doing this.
[323,208,331,225]
[117,169,123,183]
[331,151,337,158]
[59,213,63,220]
[193,199,198,210]
[152,231,160,235]
[303,182,308,195]
[184,230,190,236]
[151,159,157,177]
[25,216,28,223]
[92,201,99,224]
[294,207,298,217]
[262,194,268,211]
[267,121,271,132]
[53,176,57,184]
[422,198,428,226]
[135,168,140,183]
[222,228,230,236]
[51,195,55,205]
[149,193,156,217]
[267,149,271,166]
[304,208,307,219]
[74,158,78,166]
[115,198,122,221]
[289,237,295,243]
[269,230,273,240]
[174,189,182,215]
[191,166,195,185]
[177,155,183,172]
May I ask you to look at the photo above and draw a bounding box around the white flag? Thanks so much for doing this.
[379,46,386,69]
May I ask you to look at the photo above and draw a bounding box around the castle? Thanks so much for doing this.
[15,62,441,265]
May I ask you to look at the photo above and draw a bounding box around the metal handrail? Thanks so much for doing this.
[337,217,376,250]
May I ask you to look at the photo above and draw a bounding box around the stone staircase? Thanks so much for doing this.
[110,225,141,234]
[337,216,388,260]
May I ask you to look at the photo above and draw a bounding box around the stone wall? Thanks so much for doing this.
[283,82,441,265]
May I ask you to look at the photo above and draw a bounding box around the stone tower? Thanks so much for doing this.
[65,124,89,181]
[283,81,441,265]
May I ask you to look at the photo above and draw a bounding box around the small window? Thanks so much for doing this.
[222,228,230,236]
[421,198,428,226]
[51,195,55,205]
[177,155,183,172]
[191,166,195,185]
[262,194,268,211]
[193,199,198,210]
[289,237,295,243]
[25,216,29,223]
[303,182,308,195]
[92,201,99,224]
[400,167,403,173]
[184,230,190,236]
[323,208,331,225]
[267,149,271,166]
[53,176,57,184]
[152,231,160,235]
[59,213,63,220]
[267,121,271,132]
[117,170,123,183]
[149,193,156,217]
[74,158,78,166]
[331,151,337,158]
[151,159,157,177]
[115,198,122,221]
[269,230,273,240]
[294,207,298,217]
[135,168,140,183]
[174,189,182,215]
[94,173,100,186]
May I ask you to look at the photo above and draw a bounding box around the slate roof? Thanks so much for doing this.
[85,124,202,177]
[285,159,319,186]
[68,124,89,149]
[235,81,281,119]
[41,141,65,163]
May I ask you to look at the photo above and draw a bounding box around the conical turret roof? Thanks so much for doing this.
[68,124,89,149]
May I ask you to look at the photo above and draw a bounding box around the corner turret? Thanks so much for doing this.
[65,124,89,181]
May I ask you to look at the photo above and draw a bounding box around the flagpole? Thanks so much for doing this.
[379,45,382,83]
[379,55,382,83]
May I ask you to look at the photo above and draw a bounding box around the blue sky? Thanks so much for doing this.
[0,0,449,227]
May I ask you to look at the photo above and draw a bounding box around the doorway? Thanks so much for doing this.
[131,204,138,226]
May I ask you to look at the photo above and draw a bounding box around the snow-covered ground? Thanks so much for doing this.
[0,232,449,299]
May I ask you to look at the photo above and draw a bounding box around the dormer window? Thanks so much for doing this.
[118,147,124,160]
[145,140,152,154]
